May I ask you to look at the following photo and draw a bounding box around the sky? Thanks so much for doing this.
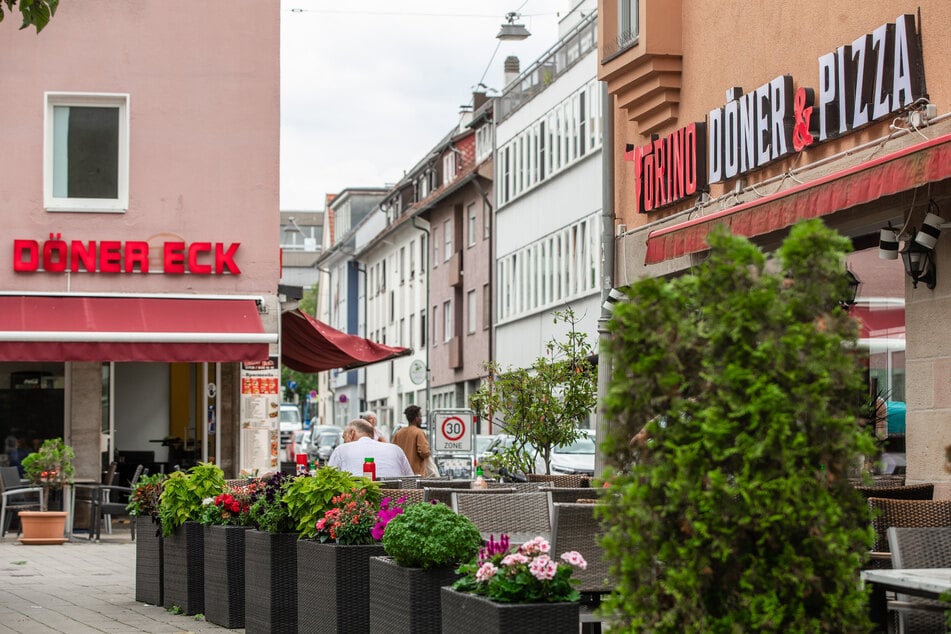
[279,0,568,211]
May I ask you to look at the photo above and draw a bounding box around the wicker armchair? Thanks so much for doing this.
[854,483,933,502]
[868,498,951,565]
[543,487,599,505]
[886,526,951,633]
[526,474,587,488]
[424,487,515,505]
[392,488,424,505]
[452,491,551,544]
[417,478,470,489]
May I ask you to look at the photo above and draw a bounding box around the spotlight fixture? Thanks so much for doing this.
[496,12,531,41]
[900,229,937,289]
[915,204,944,250]
[878,227,899,260]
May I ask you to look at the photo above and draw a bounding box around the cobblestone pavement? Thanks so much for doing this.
[0,528,238,634]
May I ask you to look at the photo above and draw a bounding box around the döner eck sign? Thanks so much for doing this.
[13,234,242,274]
[628,13,925,212]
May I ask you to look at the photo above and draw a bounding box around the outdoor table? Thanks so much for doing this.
[861,567,951,631]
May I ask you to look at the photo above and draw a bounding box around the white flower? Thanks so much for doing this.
[202,497,215,506]
[529,554,557,581]
[475,562,498,582]
[560,550,587,570]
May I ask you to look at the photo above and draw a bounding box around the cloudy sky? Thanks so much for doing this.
[280,0,567,210]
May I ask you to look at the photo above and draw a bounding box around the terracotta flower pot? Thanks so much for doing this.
[18,511,68,545]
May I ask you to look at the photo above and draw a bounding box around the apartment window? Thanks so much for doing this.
[409,240,416,278]
[389,291,395,324]
[467,289,476,335]
[443,219,452,261]
[45,92,129,212]
[618,0,639,50]
[482,284,490,330]
[443,300,452,342]
[420,310,427,347]
[419,236,426,273]
[400,247,406,284]
[433,226,440,267]
[408,314,415,349]
[484,205,490,240]
[432,305,438,344]
[399,318,405,346]
[443,152,457,182]
[467,203,477,248]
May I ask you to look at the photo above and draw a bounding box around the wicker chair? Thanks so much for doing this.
[452,491,551,544]
[375,479,401,489]
[551,502,612,631]
[543,487,599,505]
[393,476,419,489]
[850,474,906,488]
[854,483,933,502]
[885,526,951,633]
[395,488,424,505]
[424,487,515,505]
[868,498,951,566]
[526,474,587,488]
[417,478,471,489]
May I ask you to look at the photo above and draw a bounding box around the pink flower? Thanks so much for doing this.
[501,552,529,567]
[529,554,557,581]
[519,536,551,556]
[560,551,587,570]
[475,562,498,582]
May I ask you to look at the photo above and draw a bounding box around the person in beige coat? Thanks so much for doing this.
[391,404,431,476]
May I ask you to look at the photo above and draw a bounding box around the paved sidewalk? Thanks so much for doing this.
[0,532,238,633]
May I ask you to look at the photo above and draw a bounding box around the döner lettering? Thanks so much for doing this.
[13,235,241,275]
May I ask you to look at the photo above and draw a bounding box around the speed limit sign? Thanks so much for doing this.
[433,411,473,452]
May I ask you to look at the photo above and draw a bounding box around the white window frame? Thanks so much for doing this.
[467,289,476,335]
[44,92,130,213]
[467,203,477,248]
[443,219,453,262]
[443,299,452,342]
[443,152,457,183]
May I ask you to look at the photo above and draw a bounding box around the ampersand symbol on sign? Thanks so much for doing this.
[792,87,815,152]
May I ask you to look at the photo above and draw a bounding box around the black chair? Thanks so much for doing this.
[0,466,43,540]
[90,464,143,541]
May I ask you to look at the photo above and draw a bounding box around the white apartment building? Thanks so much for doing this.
[494,1,603,370]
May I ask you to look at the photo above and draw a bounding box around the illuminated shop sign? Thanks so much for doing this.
[628,14,926,209]
[13,234,242,274]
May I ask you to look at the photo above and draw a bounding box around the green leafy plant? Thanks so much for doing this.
[470,308,596,475]
[453,534,586,603]
[21,437,74,511]
[282,466,377,538]
[598,220,876,632]
[246,471,295,533]
[126,472,167,518]
[158,463,225,537]
[382,501,482,569]
[0,0,58,33]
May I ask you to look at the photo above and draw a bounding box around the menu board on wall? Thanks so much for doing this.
[239,357,281,475]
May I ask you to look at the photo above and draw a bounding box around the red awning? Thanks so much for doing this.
[281,309,411,373]
[851,303,905,340]
[0,295,273,362]
[645,132,951,264]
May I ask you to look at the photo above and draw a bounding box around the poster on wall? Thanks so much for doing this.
[239,357,280,475]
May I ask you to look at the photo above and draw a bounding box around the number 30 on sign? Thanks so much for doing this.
[436,413,473,452]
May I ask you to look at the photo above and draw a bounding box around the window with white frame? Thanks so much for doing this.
[618,0,639,49]
[433,226,440,267]
[420,309,427,347]
[432,305,438,344]
[45,92,129,212]
[467,203,477,248]
[467,289,476,335]
[496,213,601,323]
[475,123,493,162]
[443,219,452,261]
[408,313,415,349]
[409,240,416,278]
[400,247,406,284]
[495,79,601,208]
[443,151,457,183]
[443,300,452,342]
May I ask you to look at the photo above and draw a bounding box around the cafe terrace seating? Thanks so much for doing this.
[0,466,43,540]
[868,498,951,568]
[854,482,934,503]
[551,502,612,634]
[424,486,515,505]
[885,526,951,633]
[452,491,551,544]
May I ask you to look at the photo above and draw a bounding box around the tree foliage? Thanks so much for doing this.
[470,308,596,475]
[598,220,875,632]
[1,0,58,33]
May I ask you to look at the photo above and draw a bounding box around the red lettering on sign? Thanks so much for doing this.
[125,241,149,273]
[187,242,212,275]
[164,242,186,274]
[71,241,96,272]
[14,240,38,272]
[215,243,240,274]
[42,234,68,273]
[100,241,122,273]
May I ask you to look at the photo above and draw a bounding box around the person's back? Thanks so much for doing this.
[392,405,430,476]
[328,419,413,478]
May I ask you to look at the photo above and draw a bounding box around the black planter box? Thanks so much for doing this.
[369,555,461,634]
[440,586,580,634]
[162,521,204,615]
[203,524,250,628]
[297,540,385,634]
[134,516,162,606]
[245,530,298,634]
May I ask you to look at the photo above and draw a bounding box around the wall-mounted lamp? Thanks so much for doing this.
[496,12,531,41]
[879,199,946,289]
[843,270,861,308]
[900,230,937,289]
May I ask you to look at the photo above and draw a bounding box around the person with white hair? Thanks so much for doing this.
[359,410,387,442]
[328,419,413,478]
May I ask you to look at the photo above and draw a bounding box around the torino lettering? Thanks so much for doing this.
[13,235,241,274]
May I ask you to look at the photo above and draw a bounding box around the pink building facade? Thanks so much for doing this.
[0,2,280,484]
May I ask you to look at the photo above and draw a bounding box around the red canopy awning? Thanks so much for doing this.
[281,309,411,373]
[0,295,273,362]
[851,303,905,340]
[645,131,951,264]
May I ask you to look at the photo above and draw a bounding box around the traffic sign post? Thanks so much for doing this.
[429,408,476,478]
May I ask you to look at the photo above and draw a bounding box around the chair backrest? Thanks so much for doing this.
[129,464,145,487]
[102,461,118,486]
[543,487,599,505]
[426,487,515,505]
[376,479,401,489]
[551,502,612,594]
[526,474,587,488]
[854,483,933,502]
[887,526,951,569]
[0,466,24,492]
[396,488,424,506]
[394,476,419,489]
[868,498,951,553]
[417,479,471,489]
[850,475,906,488]
[452,492,551,543]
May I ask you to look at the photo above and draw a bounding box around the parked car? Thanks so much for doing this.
[549,429,595,476]
[308,429,344,465]
[279,404,303,448]
[285,430,311,464]
[475,434,497,464]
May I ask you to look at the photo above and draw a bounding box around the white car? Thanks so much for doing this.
[279,404,303,448]
[550,429,596,476]
[284,430,311,464]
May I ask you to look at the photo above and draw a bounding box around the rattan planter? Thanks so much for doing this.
[369,556,460,634]
[297,541,385,633]
[203,524,250,628]
[162,521,204,615]
[440,587,580,634]
[245,530,298,634]
[134,516,163,605]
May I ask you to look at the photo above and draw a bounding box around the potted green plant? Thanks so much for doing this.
[443,534,586,633]
[370,500,483,633]
[19,437,75,544]
[158,462,225,616]
[127,472,167,605]
[200,478,259,629]
[288,467,382,634]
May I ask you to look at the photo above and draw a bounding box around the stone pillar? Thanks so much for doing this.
[68,362,103,481]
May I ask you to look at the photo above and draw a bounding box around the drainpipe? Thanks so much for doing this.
[411,216,431,414]
[595,81,615,478]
